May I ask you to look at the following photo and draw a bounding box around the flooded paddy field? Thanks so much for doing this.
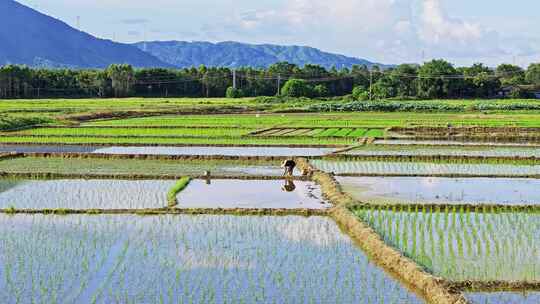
[353,206,540,282]
[0,214,422,304]
[311,159,540,177]
[342,144,540,158]
[93,146,336,157]
[177,179,330,209]
[374,139,540,147]
[465,291,540,304]
[0,144,335,157]
[338,176,540,205]
[0,179,175,209]
[0,156,288,177]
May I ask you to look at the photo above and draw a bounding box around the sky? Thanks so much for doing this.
[17,0,540,67]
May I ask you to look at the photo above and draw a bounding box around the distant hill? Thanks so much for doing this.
[134,41,387,69]
[0,0,170,68]
[0,0,387,70]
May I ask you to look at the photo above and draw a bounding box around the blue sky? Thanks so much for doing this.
[17,0,540,67]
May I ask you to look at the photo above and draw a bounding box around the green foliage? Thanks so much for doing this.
[106,64,135,98]
[352,86,369,101]
[313,84,329,97]
[525,63,540,85]
[281,79,311,97]
[0,116,51,131]
[225,87,244,98]
[417,59,458,99]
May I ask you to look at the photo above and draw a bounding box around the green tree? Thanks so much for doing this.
[496,64,525,86]
[225,86,244,98]
[352,85,369,101]
[106,64,134,97]
[417,59,458,99]
[281,79,310,97]
[525,63,540,85]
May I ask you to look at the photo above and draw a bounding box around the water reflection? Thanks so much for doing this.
[281,179,296,192]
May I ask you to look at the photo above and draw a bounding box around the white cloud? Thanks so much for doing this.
[418,0,482,44]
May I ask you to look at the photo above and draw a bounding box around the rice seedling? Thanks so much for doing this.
[0,179,176,209]
[5,127,254,138]
[0,157,287,177]
[343,144,540,158]
[337,176,540,205]
[353,206,540,282]
[465,291,540,304]
[311,159,540,177]
[0,214,423,303]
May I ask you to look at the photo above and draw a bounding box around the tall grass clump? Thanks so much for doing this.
[167,177,191,207]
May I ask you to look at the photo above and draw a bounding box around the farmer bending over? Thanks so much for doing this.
[281,159,296,176]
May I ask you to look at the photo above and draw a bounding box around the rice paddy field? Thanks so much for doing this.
[338,176,540,205]
[342,144,540,157]
[0,214,422,304]
[353,206,540,282]
[2,98,540,303]
[311,159,540,177]
[0,156,289,177]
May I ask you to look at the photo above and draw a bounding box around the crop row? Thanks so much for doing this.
[0,214,422,303]
[0,135,355,146]
[5,127,254,138]
[311,159,540,177]
[353,205,540,282]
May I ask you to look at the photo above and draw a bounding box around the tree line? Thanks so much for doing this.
[0,60,539,99]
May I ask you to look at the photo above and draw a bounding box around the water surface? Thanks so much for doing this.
[338,176,540,205]
[178,179,330,209]
[0,214,423,304]
[0,179,174,209]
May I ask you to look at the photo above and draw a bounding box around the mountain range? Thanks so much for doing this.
[0,0,385,69]
[133,41,383,69]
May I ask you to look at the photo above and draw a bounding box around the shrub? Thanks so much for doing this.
[352,86,369,101]
[281,79,310,97]
[225,87,244,98]
[313,84,329,97]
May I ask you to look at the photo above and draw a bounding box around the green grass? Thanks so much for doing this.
[0,116,52,131]
[167,177,191,207]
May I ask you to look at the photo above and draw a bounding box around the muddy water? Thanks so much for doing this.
[0,179,175,209]
[0,214,423,304]
[466,292,540,304]
[0,144,335,156]
[338,176,540,205]
[178,179,331,209]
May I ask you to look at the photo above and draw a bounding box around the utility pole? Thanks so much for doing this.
[369,69,373,101]
[277,74,282,96]
[232,70,237,89]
